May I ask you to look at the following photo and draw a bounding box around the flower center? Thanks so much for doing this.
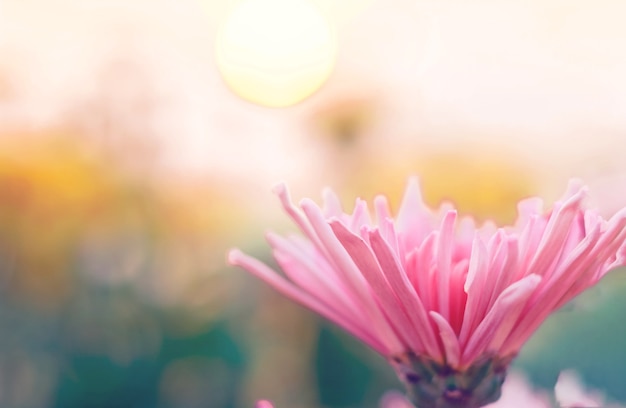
[390,352,515,408]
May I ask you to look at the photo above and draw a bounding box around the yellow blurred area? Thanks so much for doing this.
[0,136,129,219]
[416,152,536,224]
[304,90,536,225]
[335,151,536,226]
[0,131,247,314]
[0,133,135,307]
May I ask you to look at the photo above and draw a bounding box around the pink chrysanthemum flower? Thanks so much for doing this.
[229,179,626,408]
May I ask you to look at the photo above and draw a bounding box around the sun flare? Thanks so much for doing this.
[215,0,337,108]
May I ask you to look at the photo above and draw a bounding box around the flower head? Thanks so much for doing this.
[229,178,626,408]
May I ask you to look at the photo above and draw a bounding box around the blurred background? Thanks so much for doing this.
[0,0,625,407]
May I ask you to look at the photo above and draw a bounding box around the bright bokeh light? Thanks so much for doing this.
[215,0,337,108]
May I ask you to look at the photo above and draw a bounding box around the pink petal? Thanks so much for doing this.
[436,210,457,321]
[526,189,586,280]
[482,231,507,303]
[396,177,433,250]
[411,231,438,307]
[300,199,372,303]
[430,311,461,367]
[459,236,489,346]
[322,187,343,218]
[368,229,442,360]
[268,234,335,287]
[272,183,320,248]
[349,198,372,234]
[330,221,420,352]
[462,274,540,365]
[375,194,394,225]
[479,230,507,316]
[228,249,388,354]
[269,238,367,324]
[448,259,469,334]
[516,213,547,276]
[514,197,544,230]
